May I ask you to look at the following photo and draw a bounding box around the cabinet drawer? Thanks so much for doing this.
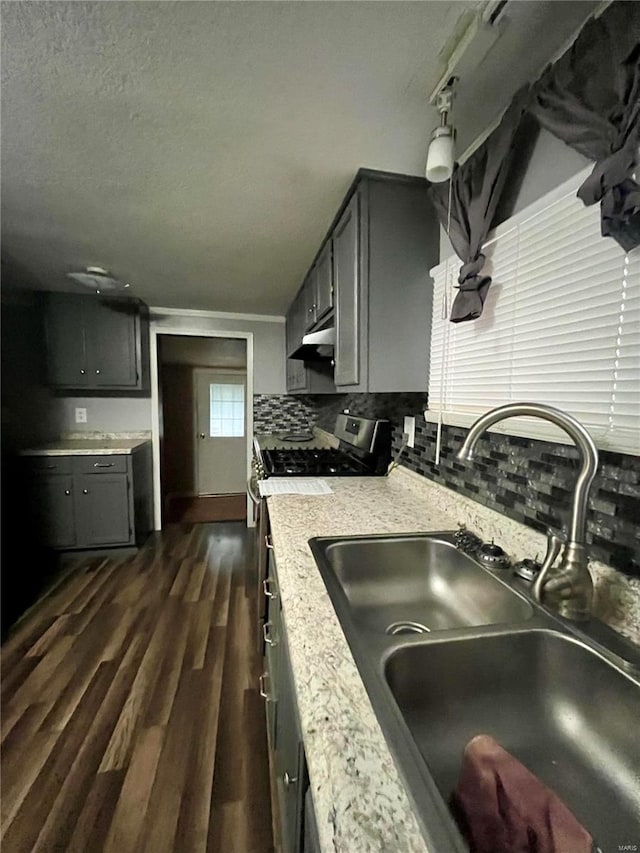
[73,455,128,474]
[26,456,73,474]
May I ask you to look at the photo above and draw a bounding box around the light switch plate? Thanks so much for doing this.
[403,416,416,448]
[75,407,87,424]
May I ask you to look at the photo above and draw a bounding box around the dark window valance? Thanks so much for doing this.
[430,0,640,323]
[429,89,529,323]
[529,2,640,252]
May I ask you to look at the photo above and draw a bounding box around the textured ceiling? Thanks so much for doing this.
[1,1,597,313]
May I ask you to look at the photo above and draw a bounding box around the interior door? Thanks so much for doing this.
[194,369,247,495]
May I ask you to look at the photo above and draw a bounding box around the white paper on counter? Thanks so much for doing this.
[258,479,333,496]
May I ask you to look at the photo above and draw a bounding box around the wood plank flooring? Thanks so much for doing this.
[1,522,273,852]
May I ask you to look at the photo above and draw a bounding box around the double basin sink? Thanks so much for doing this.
[309,533,640,852]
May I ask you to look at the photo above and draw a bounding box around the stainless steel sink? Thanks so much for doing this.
[309,533,640,853]
[385,630,640,850]
[317,535,533,632]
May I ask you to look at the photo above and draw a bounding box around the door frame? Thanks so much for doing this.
[192,366,247,496]
[149,326,254,530]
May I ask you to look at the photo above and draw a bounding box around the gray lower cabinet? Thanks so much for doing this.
[262,549,309,853]
[75,474,132,546]
[27,446,153,550]
[34,474,77,549]
[44,292,150,393]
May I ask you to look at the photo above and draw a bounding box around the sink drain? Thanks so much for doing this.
[386,621,431,636]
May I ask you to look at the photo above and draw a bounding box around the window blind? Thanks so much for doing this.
[428,166,640,455]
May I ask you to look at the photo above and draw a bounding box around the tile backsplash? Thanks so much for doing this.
[253,395,317,433]
[253,391,639,578]
[253,392,426,435]
[392,417,640,578]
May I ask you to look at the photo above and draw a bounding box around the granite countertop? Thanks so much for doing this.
[266,467,640,853]
[20,438,151,456]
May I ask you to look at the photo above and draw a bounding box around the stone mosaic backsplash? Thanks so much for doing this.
[303,392,427,432]
[253,392,426,435]
[253,391,639,578]
[391,417,640,578]
[253,395,317,433]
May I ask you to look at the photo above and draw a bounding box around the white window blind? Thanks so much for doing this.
[428,166,640,455]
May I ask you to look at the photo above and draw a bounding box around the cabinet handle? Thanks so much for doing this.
[95,369,101,375]
[259,672,272,701]
[283,771,298,788]
[263,578,278,599]
[93,462,114,468]
[82,489,89,495]
[265,535,274,551]
[199,433,206,439]
[64,489,71,496]
[43,464,57,469]
[80,369,86,375]
[263,621,278,647]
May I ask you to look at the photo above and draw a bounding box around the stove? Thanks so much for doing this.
[257,414,391,478]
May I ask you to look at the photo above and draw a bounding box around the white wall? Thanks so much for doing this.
[51,396,153,433]
[151,309,286,394]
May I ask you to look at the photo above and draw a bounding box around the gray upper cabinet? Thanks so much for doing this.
[314,241,333,323]
[285,169,439,394]
[44,293,150,393]
[285,289,335,395]
[333,193,360,388]
[46,296,88,388]
[302,273,317,332]
[85,299,138,387]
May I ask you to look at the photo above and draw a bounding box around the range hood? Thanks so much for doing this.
[289,325,335,361]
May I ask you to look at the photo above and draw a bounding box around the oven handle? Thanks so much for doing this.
[247,476,261,506]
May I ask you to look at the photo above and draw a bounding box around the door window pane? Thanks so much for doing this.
[210,382,245,437]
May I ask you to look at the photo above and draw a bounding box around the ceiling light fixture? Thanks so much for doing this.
[426,79,456,184]
[66,266,130,293]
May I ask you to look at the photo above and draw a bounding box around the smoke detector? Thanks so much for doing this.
[66,266,131,295]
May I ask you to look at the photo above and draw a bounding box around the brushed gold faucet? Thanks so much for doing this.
[457,403,598,621]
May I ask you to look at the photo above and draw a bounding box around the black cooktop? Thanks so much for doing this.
[262,447,372,477]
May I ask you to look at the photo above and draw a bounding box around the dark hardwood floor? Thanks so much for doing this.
[1,522,274,852]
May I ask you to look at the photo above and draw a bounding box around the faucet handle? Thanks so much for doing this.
[540,531,565,572]
[532,531,566,604]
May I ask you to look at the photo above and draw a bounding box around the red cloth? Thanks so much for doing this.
[453,734,594,853]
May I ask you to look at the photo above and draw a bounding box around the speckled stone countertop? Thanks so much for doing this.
[266,466,640,853]
[20,438,151,456]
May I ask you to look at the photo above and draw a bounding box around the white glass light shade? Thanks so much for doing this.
[426,126,454,183]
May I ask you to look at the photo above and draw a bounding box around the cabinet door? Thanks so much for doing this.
[45,294,88,387]
[333,194,360,387]
[34,474,77,548]
[263,547,281,747]
[315,242,333,321]
[275,637,305,853]
[85,299,138,387]
[75,474,131,546]
[302,273,317,332]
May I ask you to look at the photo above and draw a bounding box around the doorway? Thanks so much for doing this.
[157,334,249,525]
